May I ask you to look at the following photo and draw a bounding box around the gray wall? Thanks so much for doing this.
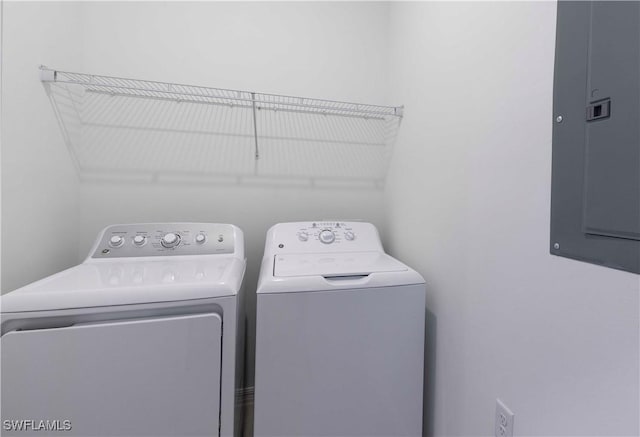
[385,2,639,435]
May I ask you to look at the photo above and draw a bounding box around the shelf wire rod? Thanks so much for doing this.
[85,88,249,107]
[83,86,391,122]
[258,91,392,115]
[250,103,388,121]
[81,82,255,106]
[255,98,392,117]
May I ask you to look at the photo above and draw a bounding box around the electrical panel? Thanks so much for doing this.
[551,1,640,273]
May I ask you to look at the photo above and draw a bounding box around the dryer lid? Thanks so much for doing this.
[274,251,408,278]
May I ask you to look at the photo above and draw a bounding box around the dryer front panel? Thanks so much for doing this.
[1,313,222,436]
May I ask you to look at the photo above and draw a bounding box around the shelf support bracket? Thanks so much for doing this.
[251,92,259,160]
[39,66,56,82]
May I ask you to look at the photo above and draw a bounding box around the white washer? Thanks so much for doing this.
[1,223,247,437]
[254,221,426,437]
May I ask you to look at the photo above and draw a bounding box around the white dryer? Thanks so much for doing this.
[1,223,246,437]
[254,221,426,437]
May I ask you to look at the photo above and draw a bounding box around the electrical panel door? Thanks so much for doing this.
[551,1,640,273]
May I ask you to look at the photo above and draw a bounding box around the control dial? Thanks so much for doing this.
[298,231,309,242]
[161,232,181,248]
[319,229,335,244]
[109,235,124,248]
[132,235,147,246]
[195,233,207,244]
[344,231,355,241]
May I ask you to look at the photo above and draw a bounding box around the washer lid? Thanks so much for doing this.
[274,251,408,278]
[1,257,245,313]
[259,251,424,294]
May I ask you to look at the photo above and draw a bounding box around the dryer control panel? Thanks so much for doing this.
[265,221,384,255]
[90,223,238,259]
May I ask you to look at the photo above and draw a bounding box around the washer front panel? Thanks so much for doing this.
[254,285,425,437]
[92,223,235,258]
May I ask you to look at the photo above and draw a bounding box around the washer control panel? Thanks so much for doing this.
[91,223,236,258]
[294,222,357,246]
[267,221,384,255]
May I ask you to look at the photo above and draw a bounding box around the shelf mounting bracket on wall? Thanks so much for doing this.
[251,92,260,159]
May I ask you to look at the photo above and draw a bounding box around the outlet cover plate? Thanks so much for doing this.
[495,398,514,437]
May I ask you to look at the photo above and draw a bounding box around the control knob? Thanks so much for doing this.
[109,235,124,248]
[133,235,146,246]
[319,229,335,244]
[195,233,207,244]
[344,231,355,241]
[161,232,181,248]
[298,231,309,242]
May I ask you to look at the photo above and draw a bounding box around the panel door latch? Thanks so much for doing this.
[586,98,611,121]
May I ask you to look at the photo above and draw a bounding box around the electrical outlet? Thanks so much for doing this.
[495,399,514,437]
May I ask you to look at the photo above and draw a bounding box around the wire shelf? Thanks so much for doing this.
[41,67,403,120]
[40,66,403,188]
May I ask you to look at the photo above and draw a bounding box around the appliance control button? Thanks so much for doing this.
[344,231,355,241]
[319,229,335,244]
[109,235,124,247]
[132,235,146,246]
[161,232,181,248]
[298,231,309,242]
[195,233,207,244]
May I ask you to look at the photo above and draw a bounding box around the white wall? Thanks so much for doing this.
[79,2,390,104]
[75,0,391,257]
[385,2,639,435]
[1,2,83,293]
[73,1,392,387]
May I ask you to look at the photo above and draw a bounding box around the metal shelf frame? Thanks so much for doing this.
[40,66,403,160]
[40,66,402,187]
